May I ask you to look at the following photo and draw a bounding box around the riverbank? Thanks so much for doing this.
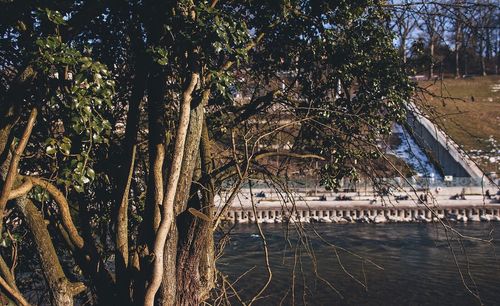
[218,186,500,224]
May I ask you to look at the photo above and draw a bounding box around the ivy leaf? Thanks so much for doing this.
[46,145,57,155]
[86,168,95,181]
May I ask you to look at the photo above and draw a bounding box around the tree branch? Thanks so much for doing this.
[28,177,85,249]
[116,144,136,292]
[24,177,115,303]
[0,256,17,291]
[253,151,325,162]
[0,274,29,306]
[7,177,33,200]
[0,107,37,233]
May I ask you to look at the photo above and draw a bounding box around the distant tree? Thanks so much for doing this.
[390,0,418,64]
[470,0,497,76]
[418,3,448,79]
[388,0,500,77]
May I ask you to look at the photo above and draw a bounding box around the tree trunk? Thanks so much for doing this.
[174,148,215,306]
[17,197,84,306]
[399,36,407,64]
[156,112,215,306]
[157,97,206,305]
[485,28,492,60]
[429,38,434,79]
[464,51,468,76]
[115,49,148,305]
[135,62,166,305]
[480,40,487,76]
[178,119,216,304]
[142,63,166,250]
[175,204,214,306]
[143,71,199,306]
[158,223,179,306]
[455,24,461,78]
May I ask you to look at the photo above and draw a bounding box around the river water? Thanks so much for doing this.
[217,223,500,305]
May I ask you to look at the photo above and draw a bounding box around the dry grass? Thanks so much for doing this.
[416,76,500,173]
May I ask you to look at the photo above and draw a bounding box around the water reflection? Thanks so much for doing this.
[217,223,500,306]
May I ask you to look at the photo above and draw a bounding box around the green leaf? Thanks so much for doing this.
[46,145,57,155]
[86,168,95,180]
[59,142,71,155]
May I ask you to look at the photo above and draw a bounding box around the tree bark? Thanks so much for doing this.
[157,223,178,306]
[168,119,216,305]
[157,103,204,306]
[143,72,199,306]
[17,196,84,306]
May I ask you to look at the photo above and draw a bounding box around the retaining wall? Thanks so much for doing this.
[405,103,484,179]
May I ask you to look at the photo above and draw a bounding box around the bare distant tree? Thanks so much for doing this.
[390,0,419,64]
[470,0,497,76]
[418,3,448,79]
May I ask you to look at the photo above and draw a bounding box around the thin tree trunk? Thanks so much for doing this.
[464,51,468,76]
[480,40,487,76]
[135,62,166,305]
[115,50,147,304]
[399,36,407,64]
[455,24,461,78]
[142,63,166,250]
[429,38,434,79]
[197,120,216,300]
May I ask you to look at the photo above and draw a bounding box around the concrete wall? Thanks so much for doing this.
[405,103,484,179]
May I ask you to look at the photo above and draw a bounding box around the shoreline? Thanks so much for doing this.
[218,187,500,224]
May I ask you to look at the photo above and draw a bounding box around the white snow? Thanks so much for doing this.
[390,124,443,179]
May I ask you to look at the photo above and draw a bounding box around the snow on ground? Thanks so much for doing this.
[390,124,442,180]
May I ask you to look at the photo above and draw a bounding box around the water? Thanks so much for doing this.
[217,223,500,305]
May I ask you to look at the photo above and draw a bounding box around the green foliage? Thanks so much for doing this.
[42,8,66,26]
[1,1,413,209]
[32,13,114,192]
[212,1,413,190]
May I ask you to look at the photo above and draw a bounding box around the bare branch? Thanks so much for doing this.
[0,274,29,306]
[0,107,37,233]
[28,177,85,249]
[7,177,33,200]
[116,144,137,277]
